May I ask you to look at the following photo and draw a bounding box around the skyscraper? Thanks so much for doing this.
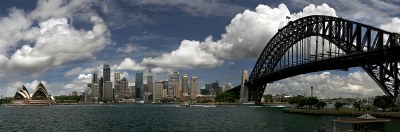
[114,72,121,100]
[120,77,128,99]
[173,82,180,98]
[147,75,153,93]
[168,71,179,97]
[114,72,121,81]
[103,64,113,102]
[135,72,143,99]
[153,82,164,102]
[92,69,98,84]
[103,82,113,102]
[240,69,249,103]
[103,64,111,82]
[182,74,188,97]
[204,81,222,95]
[98,77,103,101]
[190,76,198,99]
[163,81,168,98]
[90,70,99,101]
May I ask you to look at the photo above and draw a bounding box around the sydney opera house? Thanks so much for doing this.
[12,82,54,105]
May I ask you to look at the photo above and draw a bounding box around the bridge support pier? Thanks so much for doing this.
[240,82,248,103]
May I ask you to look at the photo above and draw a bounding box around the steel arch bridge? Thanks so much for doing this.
[229,15,400,102]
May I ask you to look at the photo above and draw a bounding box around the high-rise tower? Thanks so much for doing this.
[90,69,99,101]
[135,72,143,99]
[168,71,179,97]
[120,77,128,98]
[147,75,153,93]
[182,74,188,97]
[103,64,111,82]
[103,64,113,102]
[114,72,121,100]
[190,76,198,99]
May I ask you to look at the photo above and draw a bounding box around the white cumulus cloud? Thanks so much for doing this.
[6,16,109,73]
[116,44,139,53]
[115,58,146,71]
[205,3,337,60]
[380,17,400,33]
[64,67,84,77]
[142,40,224,69]
[265,71,384,98]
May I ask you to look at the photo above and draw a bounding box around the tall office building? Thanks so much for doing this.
[163,81,168,90]
[204,81,222,95]
[90,70,99,101]
[114,72,121,81]
[240,69,249,103]
[182,74,188,97]
[114,72,121,100]
[173,82,180,98]
[129,86,135,99]
[103,64,111,82]
[135,72,143,99]
[168,71,179,97]
[190,76,198,99]
[153,82,164,102]
[163,81,168,98]
[103,64,113,102]
[98,77,103,101]
[120,77,128,99]
[103,82,113,102]
[147,75,153,93]
[92,70,98,84]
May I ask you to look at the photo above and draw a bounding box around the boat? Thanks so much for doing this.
[242,101,256,105]
[270,104,287,108]
[180,102,190,107]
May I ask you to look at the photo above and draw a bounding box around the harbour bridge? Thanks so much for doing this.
[227,15,400,102]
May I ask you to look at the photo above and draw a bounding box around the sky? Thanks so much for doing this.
[0,0,399,98]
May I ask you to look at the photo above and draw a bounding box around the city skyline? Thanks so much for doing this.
[0,0,399,98]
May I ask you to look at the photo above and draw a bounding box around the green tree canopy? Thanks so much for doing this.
[373,95,394,112]
[334,101,346,110]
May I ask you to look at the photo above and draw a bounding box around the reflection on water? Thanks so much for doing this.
[0,104,399,131]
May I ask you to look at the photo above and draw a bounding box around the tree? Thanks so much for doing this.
[334,101,345,110]
[215,92,237,103]
[263,94,273,103]
[373,95,394,112]
[298,97,308,109]
[353,100,364,111]
[316,101,326,110]
[0,98,11,104]
[289,95,306,108]
[305,97,319,109]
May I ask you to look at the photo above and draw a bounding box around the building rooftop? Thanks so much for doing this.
[333,114,390,123]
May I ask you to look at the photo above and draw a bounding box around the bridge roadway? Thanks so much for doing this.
[248,46,400,87]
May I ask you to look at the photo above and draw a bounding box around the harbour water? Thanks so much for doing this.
[0,104,399,131]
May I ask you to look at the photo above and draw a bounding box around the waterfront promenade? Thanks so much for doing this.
[284,108,400,118]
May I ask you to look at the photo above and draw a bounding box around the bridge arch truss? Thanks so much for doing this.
[248,15,400,102]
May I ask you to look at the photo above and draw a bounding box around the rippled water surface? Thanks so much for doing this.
[0,104,399,131]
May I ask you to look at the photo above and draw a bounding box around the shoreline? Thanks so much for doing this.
[283,108,400,118]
